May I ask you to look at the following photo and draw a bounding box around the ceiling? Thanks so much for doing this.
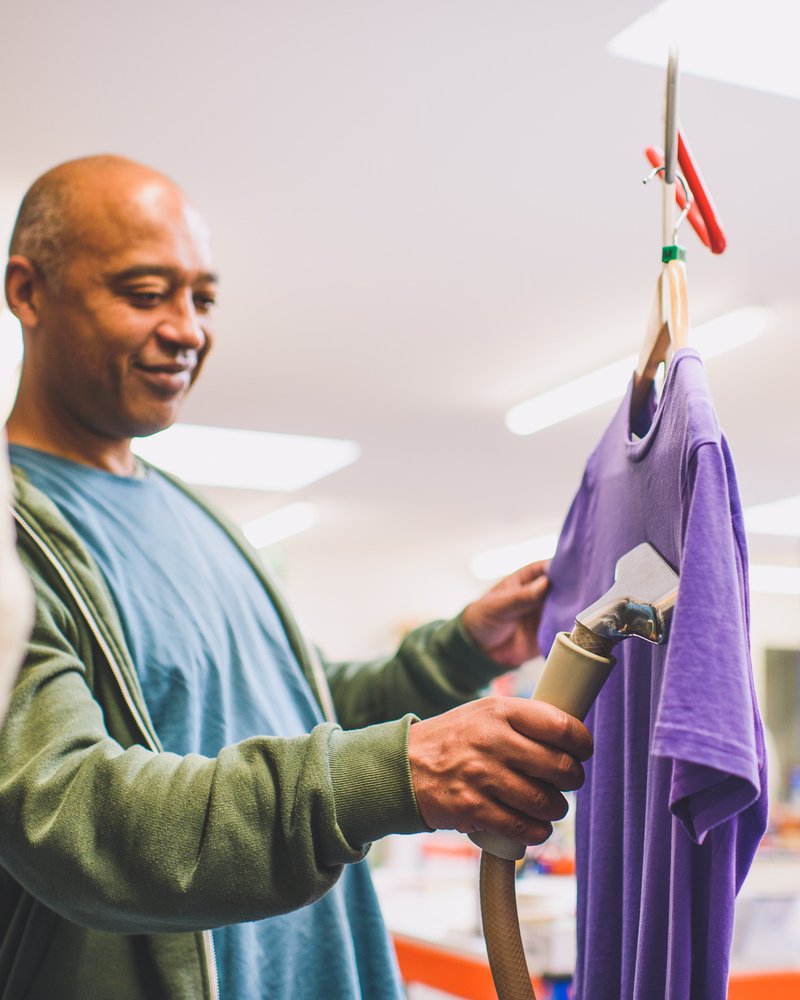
[1,1,798,657]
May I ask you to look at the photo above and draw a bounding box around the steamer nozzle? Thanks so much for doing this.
[470,541,679,862]
[573,542,679,656]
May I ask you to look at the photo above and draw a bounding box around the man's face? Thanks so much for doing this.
[33,180,218,442]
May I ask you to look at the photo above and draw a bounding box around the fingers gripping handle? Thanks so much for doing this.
[470,632,615,860]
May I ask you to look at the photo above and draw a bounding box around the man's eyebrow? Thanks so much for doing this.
[106,265,220,284]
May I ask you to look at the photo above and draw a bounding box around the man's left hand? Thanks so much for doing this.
[461,561,549,668]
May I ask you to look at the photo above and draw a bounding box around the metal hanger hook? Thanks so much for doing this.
[642,166,692,242]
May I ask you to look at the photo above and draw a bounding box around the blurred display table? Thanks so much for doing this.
[393,933,545,999]
[391,934,800,1000]
[374,836,800,1000]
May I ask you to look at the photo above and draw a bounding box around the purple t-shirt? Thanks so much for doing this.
[538,349,768,1000]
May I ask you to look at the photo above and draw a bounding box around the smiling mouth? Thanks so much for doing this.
[134,363,194,395]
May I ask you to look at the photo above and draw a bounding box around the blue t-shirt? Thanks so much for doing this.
[11,445,403,1000]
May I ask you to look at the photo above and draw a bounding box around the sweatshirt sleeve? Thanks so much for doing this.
[323,614,511,729]
[0,560,429,937]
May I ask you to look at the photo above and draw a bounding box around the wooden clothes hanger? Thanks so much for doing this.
[633,255,688,405]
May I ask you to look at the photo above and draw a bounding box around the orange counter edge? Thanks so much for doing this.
[393,934,800,1000]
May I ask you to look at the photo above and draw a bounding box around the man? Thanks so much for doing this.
[0,155,591,1000]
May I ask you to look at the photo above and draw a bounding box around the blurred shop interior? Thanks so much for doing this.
[1,1,799,997]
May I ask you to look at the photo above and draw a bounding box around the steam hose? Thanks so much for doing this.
[473,629,617,1000]
[480,853,535,1000]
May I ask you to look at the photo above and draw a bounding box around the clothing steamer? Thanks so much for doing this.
[471,544,680,999]
[470,46,726,999]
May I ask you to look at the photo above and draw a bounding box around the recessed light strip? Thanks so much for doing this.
[608,0,800,103]
[749,565,800,596]
[505,307,771,437]
[134,424,360,491]
[473,541,800,597]
[243,502,318,549]
[0,309,23,372]
[470,533,559,581]
[744,495,800,538]
[474,488,800,585]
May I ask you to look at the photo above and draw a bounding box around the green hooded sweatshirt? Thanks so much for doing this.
[0,467,506,1000]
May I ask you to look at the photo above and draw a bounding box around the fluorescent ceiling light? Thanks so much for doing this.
[473,544,800,592]
[505,356,634,437]
[0,310,23,421]
[0,308,23,374]
[134,424,360,491]
[690,306,772,357]
[744,495,800,538]
[505,306,771,436]
[609,0,800,102]
[749,565,800,596]
[471,533,559,581]
[243,502,318,549]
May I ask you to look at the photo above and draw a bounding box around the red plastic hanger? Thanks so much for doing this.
[645,127,727,255]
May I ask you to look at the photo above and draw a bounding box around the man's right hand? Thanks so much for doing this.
[407,697,593,845]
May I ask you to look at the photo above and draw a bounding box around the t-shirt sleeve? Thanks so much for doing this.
[651,442,765,843]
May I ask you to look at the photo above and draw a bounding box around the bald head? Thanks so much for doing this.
[8,155,190,293]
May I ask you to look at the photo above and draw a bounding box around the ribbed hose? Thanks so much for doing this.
[478,627,617,999]
[479,851,536,1000]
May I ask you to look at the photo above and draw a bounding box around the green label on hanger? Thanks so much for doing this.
[662,244,687,263]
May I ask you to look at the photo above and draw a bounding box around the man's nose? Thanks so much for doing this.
[155,290,206,351]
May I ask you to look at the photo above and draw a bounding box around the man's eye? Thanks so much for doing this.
[193,293,217,313]
[128,291,164,308]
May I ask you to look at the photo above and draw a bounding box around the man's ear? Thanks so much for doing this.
[5,256,43,329]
